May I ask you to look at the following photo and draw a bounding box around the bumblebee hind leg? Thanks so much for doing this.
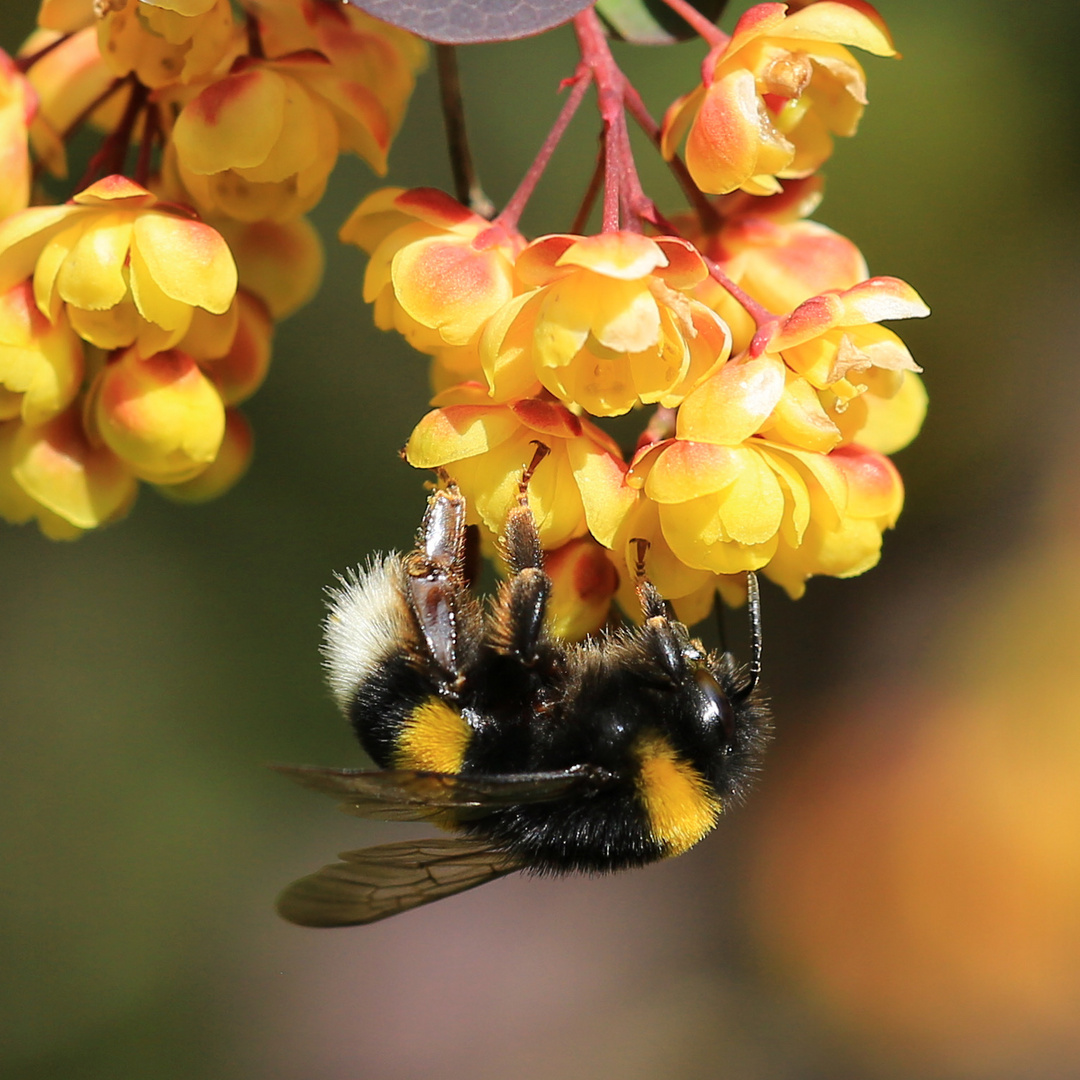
[404,481,482,685]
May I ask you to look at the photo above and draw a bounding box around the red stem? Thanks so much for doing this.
[14,33,72,73]
[574,8,647,233]
[494,67,591,233]
[76,77,147,191]
[621,82,720,231]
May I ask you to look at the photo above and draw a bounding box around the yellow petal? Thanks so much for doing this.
[56,212,133,311]
[130,213,237,313]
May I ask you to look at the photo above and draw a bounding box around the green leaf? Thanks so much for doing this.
[595,0,729,45]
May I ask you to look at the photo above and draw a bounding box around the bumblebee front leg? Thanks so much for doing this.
[404,480,478,685]
[492,444,553,665]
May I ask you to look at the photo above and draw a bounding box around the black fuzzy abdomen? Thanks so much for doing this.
[463,786,664,874]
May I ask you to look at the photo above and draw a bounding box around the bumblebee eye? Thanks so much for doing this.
[693,669,736,744]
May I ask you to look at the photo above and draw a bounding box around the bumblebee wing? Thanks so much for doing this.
[271,763,613,821]
[276,838,523,927]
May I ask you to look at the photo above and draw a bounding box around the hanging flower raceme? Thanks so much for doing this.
[0,175,238,357]
[483,231,732,417]
[661,1,896,196]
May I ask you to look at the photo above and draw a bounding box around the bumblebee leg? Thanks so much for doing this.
[629,537,688,677]
[404,482,475,681]
[492,444,553,664]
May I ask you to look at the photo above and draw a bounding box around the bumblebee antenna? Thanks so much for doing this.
[741,571,763,698]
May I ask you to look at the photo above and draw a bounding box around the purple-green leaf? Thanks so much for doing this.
[596,0,728,44]
[346,0,596,44]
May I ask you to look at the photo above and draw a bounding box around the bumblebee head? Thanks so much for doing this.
[636,597,771,809]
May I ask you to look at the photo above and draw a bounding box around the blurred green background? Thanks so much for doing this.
[4,2,1080,1077]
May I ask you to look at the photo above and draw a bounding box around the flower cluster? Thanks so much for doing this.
[344,1,926,631]
[1,0,424,536]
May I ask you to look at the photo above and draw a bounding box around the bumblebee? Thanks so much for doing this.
[275,455,771,926]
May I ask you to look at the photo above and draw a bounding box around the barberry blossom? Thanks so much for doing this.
[406,393,635,551]
[98,0,241,89]
[486,232,731,417]
[171,45,415,221]
[2,407,136,537]
[687,205,869,352]
[341,187,523,353]
[92,345,226,483]
[662,1,895,195]
[0,176,238,357]
[758,276,928,452]
[0,281,84,425]
[612,495,747,627]
[0,52,32,219]
[628,433,903,599]
[251,0,426,139]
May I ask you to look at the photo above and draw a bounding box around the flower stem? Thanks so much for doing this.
[494,66,590,232]
[436,44,494,218]
[14,33,72,73]
[622,82,720,231]
[76,77,147,192]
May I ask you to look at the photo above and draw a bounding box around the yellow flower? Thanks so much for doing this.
[0,51,32,219]
[91,345,226,483]
[662,1,896,195]
[250,0,426,143]
[627,434,904,599]
[2,408,136,536]
[0,175,238,357]
[97,0,241,89]
[406,393,636,551]
[171,42,414,220]
[486,232,731,418]
[758,276,929,452]
[341,186,523,353]
[0,281,84,425]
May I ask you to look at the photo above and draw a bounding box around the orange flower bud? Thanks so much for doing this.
[94,346,226,483]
